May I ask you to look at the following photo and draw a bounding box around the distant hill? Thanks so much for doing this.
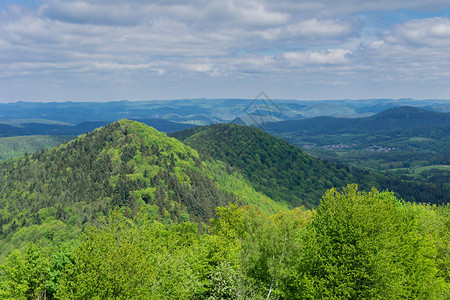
[264,106,450,134]
[171,123,449,207]
[0,123,27,136]
[0,118,195,137]
[0,135,71,160]
[1,99,449,127]
[133,118,196,132]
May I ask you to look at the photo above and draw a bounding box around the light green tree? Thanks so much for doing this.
[291,184,446,299]
[0,243,50,300]
[56,209,205,299]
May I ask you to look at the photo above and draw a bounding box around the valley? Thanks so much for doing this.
[263,106,449,185]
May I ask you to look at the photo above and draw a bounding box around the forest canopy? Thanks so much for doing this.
[1,185,448,299]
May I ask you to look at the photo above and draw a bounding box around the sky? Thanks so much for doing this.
[1,0,450,102]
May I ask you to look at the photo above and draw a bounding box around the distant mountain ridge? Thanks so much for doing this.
[264,106,450,134]
[0,119,195,137]
[1,99,449,126]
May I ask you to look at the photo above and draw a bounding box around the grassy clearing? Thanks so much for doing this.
[413,165,450,173]
[387,165,450,178]
[408,137,433,142]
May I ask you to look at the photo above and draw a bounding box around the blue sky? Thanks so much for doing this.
[1,0,450,102]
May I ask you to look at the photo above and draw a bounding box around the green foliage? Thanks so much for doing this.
[240,207,312,299]
[57,209,207,299]
[207,204,313,299]
[0,190,448,299]
[404,202,450,287]
[206,261,241,299]
[288,185,448,299]
[0,243,50,299]
[203,158,288,213]
[0,217,81,264]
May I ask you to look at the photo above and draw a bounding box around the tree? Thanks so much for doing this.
[290,184,446,299]
[241,207,311,299]
[0,243,50,300]
[56,209,205,299]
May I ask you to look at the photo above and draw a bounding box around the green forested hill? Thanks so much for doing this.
[172,124,359,208]
[171,123,449,206]
[0,120,282,260]
[0,119,195,161]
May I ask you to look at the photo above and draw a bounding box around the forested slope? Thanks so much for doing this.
[172,123,449,206]
[172,124,359,207]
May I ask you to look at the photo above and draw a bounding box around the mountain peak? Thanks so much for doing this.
[371,106,445,120]
[115,119,167,137]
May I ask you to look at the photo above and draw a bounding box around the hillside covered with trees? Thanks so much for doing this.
[0,135,71,161]
[172,123,449,207]
[0,120,448,299]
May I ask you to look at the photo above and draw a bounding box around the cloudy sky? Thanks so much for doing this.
[1,0,450,102]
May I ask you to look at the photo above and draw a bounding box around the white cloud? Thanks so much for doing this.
[39,0,288,28]
[383,17,450,47]
[184,63,213,73]
[1,0,360,79]
[260,18,358,42]
[284,49,352,66]
[287,19,354,37]
[352,17,450,83]
[263,0,450,16]
[203,0,287,27]
[39,0,154,26]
